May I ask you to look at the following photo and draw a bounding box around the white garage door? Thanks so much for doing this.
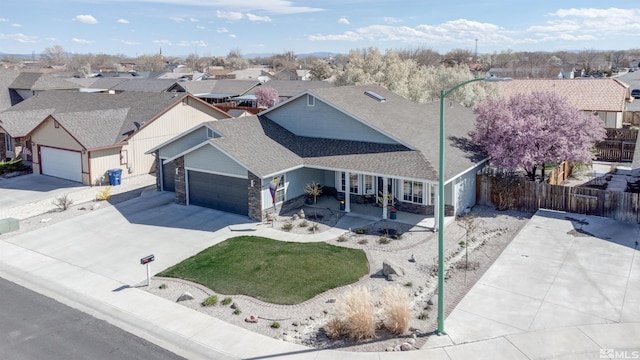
[40,146,82,183]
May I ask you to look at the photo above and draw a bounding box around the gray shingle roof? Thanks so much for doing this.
[9,72,81,91]
[0,91,181,148]
[0,69,21,111]
[174,84,484,182]
[111,78,178,92]
[252,80,332,98]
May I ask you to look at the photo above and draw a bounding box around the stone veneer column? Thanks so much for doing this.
[174,156,186,205]
[0,135,5,161]
[247,172,263,222]
[154,150,161,191]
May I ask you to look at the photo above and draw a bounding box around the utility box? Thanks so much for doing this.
[0,217,19,234]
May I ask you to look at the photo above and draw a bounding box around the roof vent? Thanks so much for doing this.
[364,90,386,102]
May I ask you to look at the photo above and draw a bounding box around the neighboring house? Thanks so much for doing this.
[228,68,272,82]
[9,72,81,102]
[110,78,183,93]
[147,85,486,224]
[176,79,261,105]
[250,80,333,102]
[273,69,298,81]
[296,69,312,81]
[0,91,230,184]
[499,78,632,128]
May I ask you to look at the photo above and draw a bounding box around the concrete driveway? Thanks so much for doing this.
[428,209,640,349]
[3,191,254,285]
[0,174,86,211]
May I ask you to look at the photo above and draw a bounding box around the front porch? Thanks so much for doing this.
[309,195,455,231]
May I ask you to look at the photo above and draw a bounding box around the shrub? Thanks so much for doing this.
[336,234,348,242]
[404,281,413,287]
[459,240,466,247]
[393,233,403,240]
[281,222,293,232]
[0,158,29,175]
[308,224,319,232]
[221,297,232,306]
[159,283,168,289]
[355,228,366,234]
[52,194,73,211]
[378,236,390,244]
[271,321,280,329]
[233,308,242,315]
[202,295,219,306]
[298,220,309,227]
[418,312,429,320]
[324,317,349,339]
[96,186,112,201]
[357,239,369,245]
[380,286,410,335]
[338,286,376,340]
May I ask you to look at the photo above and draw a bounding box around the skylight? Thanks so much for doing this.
[364,90,386,102]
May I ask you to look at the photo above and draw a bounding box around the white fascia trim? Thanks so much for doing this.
[444,158,489,185]
[184,167,248,179]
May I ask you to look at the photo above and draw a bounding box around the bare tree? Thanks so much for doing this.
[40,45,68,66]
[309,59,332,80]
[444,48,473,66]
[456,213,480,283]
[136,54,165,72]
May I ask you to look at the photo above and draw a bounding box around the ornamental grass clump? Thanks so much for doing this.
[338,286,376,340]
[380,286,411,335]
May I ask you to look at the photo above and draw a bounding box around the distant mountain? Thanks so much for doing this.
[0,52,39,60]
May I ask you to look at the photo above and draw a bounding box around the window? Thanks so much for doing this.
[363,175,374,195]
[273,174,285,204]
[403,180,424,204]
[307,94,315,107]
[207,127,214,138]
[349,173,359,193]
[5,134,13,152]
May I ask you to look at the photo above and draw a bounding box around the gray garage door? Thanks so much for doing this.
[161,160,175,192]
[188,170,248,215]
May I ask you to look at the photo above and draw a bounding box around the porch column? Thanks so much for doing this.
[344,171,351,212]
[382,177,388,219]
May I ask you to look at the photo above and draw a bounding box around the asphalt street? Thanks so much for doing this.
[0,276,185,360]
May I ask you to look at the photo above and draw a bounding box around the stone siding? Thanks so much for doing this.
[174,156,186,205]
[247,172,262,222]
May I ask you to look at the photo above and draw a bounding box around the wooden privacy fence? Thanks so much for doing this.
[595,128,638,163]
[476,174,640,223]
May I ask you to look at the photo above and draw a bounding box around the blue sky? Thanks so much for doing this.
[1,1,639,58]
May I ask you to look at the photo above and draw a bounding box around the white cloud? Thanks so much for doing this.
[383,17,402,24]
[0,33,37,43]
[117,19,129,24]
[189,17,199,22]
[177,40,207,47]
[229,34,237,38]
[246,13,272,22]
[196,25,206,30]
[12,24,22,28]
[101,0,324,15]
[72,37,93,44]
[114,38,140,45]
[73,15,98,24]
[217,27,229,33]
[153,39,173,46]
[217,11,243,21]
[0,18,8,22]
[169,16,185,23]
[338,17,349,25]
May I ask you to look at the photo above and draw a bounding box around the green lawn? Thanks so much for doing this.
[158,236,369,305]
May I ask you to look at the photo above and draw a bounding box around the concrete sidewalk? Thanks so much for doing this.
[1,176,639,359]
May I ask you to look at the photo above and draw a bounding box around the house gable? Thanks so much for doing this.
[264,94,400,145]
[185,143,248,178]
[157,125,212,159]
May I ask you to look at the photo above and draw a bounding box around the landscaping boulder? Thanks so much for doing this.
[244,315,259,323]
[382,259,405,281]
[177,292,194,302]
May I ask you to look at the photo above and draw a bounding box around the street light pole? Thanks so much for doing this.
[437,75,510,336]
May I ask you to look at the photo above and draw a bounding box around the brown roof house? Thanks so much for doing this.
[0,91,230,185]
[147,85,487,225]
[499,78,632,128]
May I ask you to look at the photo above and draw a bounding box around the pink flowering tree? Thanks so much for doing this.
[255,86,280,108]
[471,91,606,181]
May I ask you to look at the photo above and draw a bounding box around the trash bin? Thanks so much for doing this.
[390,208,397,220]
[108,168,122,186]
[339,201,345,211]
